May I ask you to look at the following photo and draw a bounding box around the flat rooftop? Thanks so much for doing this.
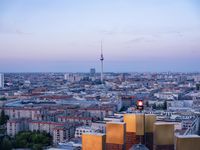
[4,99,99,107]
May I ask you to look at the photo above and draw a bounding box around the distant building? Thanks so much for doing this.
[0,73,4,88]
[154,92,179,100]
[167,100,193,111]
[64,73,69,80]
[90,68,96,76]
[91,121,106,133]
[194,75,200,82]
[104,115,123,122]
[64,73,82,82]
[75,126,96,138]
[24,80,31,87]
[121,96,136,109]
[196,84,200,91]
[58,116,92,126]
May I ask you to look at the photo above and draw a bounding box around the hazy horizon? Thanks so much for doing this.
[0,0,200,72]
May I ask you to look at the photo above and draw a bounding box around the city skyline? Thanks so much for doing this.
[0,0,200,72]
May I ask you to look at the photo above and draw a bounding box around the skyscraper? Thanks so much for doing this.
[100,41,104,83]
[90,68,96,76]
[0,73,4,88]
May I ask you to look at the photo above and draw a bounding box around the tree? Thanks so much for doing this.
[0,97,7,101]
[0,110,9,125]
[152,103,157,110]
[163,100,167,110]
[32,144,43,150]
[14,131,52,149]
[0,137,12,150]
[145,101,149,107]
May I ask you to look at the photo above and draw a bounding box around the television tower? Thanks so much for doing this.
[100,41,104,83]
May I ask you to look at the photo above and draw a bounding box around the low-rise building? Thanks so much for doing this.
[53,126,75,144]
[7,118,29,137]
[75,126,96,138]
[91,121,106,133]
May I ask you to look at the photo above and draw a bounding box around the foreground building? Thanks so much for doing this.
[81,113,200,150]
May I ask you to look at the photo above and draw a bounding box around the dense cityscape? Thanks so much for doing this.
[0,71,200,149]
[1,0,200,150]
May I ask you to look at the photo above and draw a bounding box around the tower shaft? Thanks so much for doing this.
[101,59,103,83]
[100,41,104,83]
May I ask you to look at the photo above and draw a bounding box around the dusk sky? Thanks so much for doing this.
[0,0,200,72]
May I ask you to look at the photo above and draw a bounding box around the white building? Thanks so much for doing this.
[0,73,4,88]
[91,121,106,133]
[104,115,123,122]
[64,73,82,83]
[75,126,96,138]
[24,80,31,87]
[167,100,193,111]
[154,92,179,100]
[193,75,200,82]
[64,73,69,80]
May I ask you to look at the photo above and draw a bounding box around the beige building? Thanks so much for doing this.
[53,126,75,144]
[58,116,92,125]
[7,118,29,137]
[29,121,65,135]
[176,135,200,150]
[29,121,75,144]
[4,107,41,120]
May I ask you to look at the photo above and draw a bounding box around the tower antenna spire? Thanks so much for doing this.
[101,40,103,55]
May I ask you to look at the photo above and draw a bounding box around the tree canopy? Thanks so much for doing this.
[14,131,52,150]
[0,110,9,125]
[0,131,52,150]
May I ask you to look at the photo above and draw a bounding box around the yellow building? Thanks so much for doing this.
[154,122,174,150]
[123,113,144,135]
[176,135,200,150]
[82,133,106,150]
[106,122,126,144]
[145,114,156,133]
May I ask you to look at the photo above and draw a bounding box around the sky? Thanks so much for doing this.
[0,0,200,72]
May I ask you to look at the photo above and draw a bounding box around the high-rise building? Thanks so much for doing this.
[64,73,82,82]
[123,113,145,150]
[64,73,69,80]
[90,68,96,76]
[106,122,126,150]
[175,135,200,150]
[82,133,106,150]
[196,83,200,90]
[153,122,174,150]
[123,113,156,150]
[145,114,156,150]
[0,73,4,88]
